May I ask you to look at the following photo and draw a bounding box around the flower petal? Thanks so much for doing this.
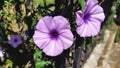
[89,5,104,15]
[43,39,63,56]
[33,38,50,49]
[33,30,51,49]
[77,24,89,37]
[89,13,105,22]
[53,16,70,30]
[88,17,101,31]
[76,11,84,26]
[76,0,105,37]
[77,24,85,37]
[85,0,98,14]
[84,0,105,22]
[59,29,74,49]
[77,19,101,37]
[36,16,55,33]
[33,16,74,56]
[33,30,50,39]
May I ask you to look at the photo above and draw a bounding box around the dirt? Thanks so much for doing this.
[108,42,120,68]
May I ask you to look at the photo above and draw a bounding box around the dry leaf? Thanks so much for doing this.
[8,20,20,33]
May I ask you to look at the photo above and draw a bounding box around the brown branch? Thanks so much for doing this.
[99,0,105,5]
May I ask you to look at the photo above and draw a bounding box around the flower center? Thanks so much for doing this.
[52,31,58,37]
[50,30,59,39]
[14,39,18,43]
[83,13,90,23]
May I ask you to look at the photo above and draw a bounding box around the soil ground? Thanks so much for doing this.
[108,42,120,68]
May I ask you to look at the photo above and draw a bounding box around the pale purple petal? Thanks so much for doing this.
[77,24,88,37]
[43,39,63,56]
[76,24,85,36]
[85,0,98,14]
[88,23,100,36]
[59,29,74,49]
[88,5,104,15]
[33,30,50,40]
[33,38,50,49]
[87,18,101,32]
[76,11,84,26]
[77,19,101,37]
[53,16,70,30]
[33,30,51,49]
[76,0,105,37]
[33,16,74,56]
[89,13,105,22]
[36,16,55,33]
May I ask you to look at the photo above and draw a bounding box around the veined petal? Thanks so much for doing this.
[53,16,70,30]
[59,29,74,49]
[36,16,55,33]
[76,11,84,26]
[33,30,51,49]
[77,20,101,37]
[77,24,89,37]
[76,24,85,37]
[76,0,105,37]
[33,16,74,56]
[89,5,104,15]
[88,22,100,36]
[33,30,50,40]
[33,38,50,49]
[89,13,105,22]
[43,39,63,56]
[87,18,101,32]
[85,0,98,14]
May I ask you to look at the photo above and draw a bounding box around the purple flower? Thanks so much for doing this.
[33,16,74,56]
[76,0,105,37]
[8,35,22,48]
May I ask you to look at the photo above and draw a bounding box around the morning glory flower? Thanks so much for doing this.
[8,35,22,48]
[33,16,74,56]
[76,0,105,37]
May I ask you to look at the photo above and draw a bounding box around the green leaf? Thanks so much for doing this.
[86,44,91,50]
[3,23,9,29]
[92,37,96,41]
[7,35,10,40]
[34,49,42,60]
[0,66,2,68]
[79,0,86,11]
[6,59,13,68]
[35,61,51,68]
[36,62,44,68]
[33,0,42,8]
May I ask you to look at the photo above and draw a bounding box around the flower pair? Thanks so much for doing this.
[33,0,105,56]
